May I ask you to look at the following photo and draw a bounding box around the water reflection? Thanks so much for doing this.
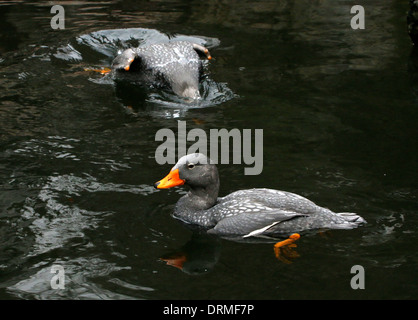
[160,231,221,275]
[161,228,301,274]
[23,173,155,257]
[3,172,158,299]
[7,257,137,300]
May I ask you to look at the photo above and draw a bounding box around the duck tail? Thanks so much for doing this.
[337,212,367,226]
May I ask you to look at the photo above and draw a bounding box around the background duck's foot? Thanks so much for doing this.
[273,233,301,262]
[192,43,212,60]
[84,67,111,74]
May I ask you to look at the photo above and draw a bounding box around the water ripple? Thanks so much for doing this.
[7,257,136,300]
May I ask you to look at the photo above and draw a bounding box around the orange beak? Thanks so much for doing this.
[154,169,185,189]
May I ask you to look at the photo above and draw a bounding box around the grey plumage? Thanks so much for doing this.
[111,41,207,99]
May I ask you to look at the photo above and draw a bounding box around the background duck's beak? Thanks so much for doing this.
[154,169,185,189]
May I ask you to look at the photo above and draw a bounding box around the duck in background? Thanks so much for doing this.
[105,41,212,100]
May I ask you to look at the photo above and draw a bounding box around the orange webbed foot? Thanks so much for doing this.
[84,67,111,74]
[274,233,301,263]
[192,43,212,60]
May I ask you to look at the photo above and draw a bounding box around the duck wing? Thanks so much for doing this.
[228,188,324,214]
[206,188,327,237]
[208,207,306,237]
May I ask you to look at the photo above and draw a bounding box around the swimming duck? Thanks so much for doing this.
[111,41,211,99]
[154,153,366,254]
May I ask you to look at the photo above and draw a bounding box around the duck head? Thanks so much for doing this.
[154,153,220,211]
[154,153,218,190]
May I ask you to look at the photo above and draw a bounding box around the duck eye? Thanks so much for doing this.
[187,163,195,169]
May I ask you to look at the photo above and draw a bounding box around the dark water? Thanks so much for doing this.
[0,0,417,300]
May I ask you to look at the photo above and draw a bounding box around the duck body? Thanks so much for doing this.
[155,154,366,239]
[175,188,365,237]
[111,41,211,99]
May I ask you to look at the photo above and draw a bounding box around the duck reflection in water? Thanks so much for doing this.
[160,230,221,275]
[160,227,301,274]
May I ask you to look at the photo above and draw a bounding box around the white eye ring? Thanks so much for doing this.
[187,163,195,169]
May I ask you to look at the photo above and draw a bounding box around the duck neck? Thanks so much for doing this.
[176,174,220,215]
[188,180,220,210]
